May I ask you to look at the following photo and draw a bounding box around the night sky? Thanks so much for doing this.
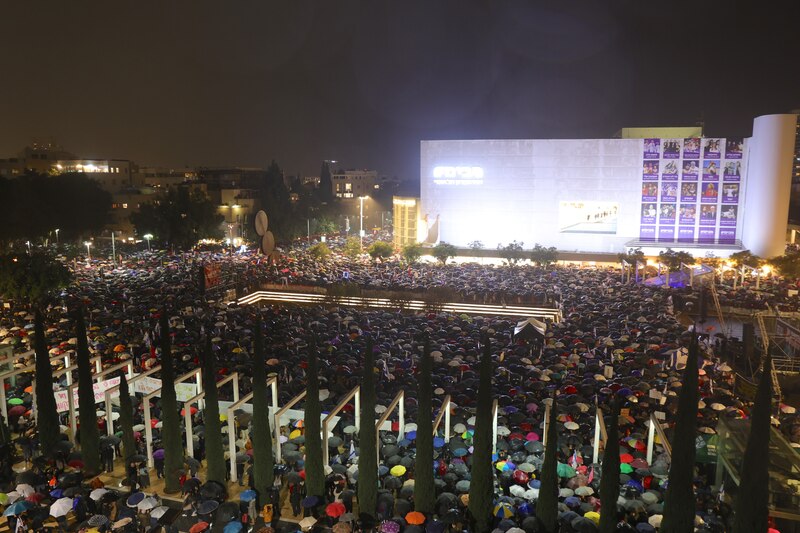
[1,1,799,180]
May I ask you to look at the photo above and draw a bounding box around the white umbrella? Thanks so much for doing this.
[138,496,159,511]
[15,484,34,497]
[151,506,170,519]
[50,497,74,518]
[89,488,109,501]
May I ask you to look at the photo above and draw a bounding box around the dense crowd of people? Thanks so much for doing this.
[0,239,798,532]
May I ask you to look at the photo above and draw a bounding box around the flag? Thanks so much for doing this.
[348,440,356,461]
[588,466,594,484]
[569,450,579,468]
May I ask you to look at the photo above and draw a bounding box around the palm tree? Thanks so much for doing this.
[34,309,60,455]
[598,400,621,533]
[732,352,773,533]
[414,338,435,513]
[159,311,183,494]
[251,318,275,505]
[660,333,700,533]
[537,391,560,533]
[74,306,101,475]
[201,336,226,484]
[304,336,325,499]
[469,337,494,533]
[357,337,378,520]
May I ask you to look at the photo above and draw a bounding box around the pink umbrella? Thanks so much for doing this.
[525,432,539,442]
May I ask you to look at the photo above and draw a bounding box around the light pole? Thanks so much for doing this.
[227,223,235,255]
[359,195,369,248]
[84,241,92,262]
[143,234,153,252]
[25,241,31,254]
[54,228,60,246]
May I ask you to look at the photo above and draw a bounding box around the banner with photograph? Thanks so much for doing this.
[680,182,697,202]
[659,204,676,223]
[702,160,720,181]
[721,183,739,204]
[640,225,656,241]
[661,160,679,179]
[678,226,695,242]
[703,138,722,159]
[698,227,716,243]
[642,182,658,202]
[683,138,701,159]
[662,139,681,159]
[660,181,678,202]
[643,138,660,159]
[723,160,741,181]
[699,205,717,225]
[643,160,659,180]
[701,182,719,203]
[641,204,657,225]
[679,204,697,225]
[658,226,675,241]
[725,138,743,159]
[682,160,699,180]
[719,205,738,226]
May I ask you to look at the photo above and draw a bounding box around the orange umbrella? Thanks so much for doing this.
[113,344,126,353]
[405,512,425,525]
[189,522,209,533]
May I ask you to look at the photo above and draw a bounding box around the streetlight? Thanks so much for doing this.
[25,241,31,254]
[84,241,92,262]
[359,195,369,248]
[54,228,60,246]
[143,233,153,252]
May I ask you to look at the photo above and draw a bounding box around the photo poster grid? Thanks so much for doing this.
[640,137,742,244]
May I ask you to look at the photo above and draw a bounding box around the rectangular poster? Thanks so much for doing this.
[703,138,722,159]
[642,182,658,202]
[660,181,678,202]
[701,182,719,203]
[640,225,656,241]
[658,226,675,241]
[680,182,697,202]
[682,160,699,180]
[643,138,660,159]
[683,137,701,159]
[725,138,743,159]
[702,160,720,181]
[700,205,717,225]
[678,226,695,242]
[659,204,676,224]
[720,205,738,226]
[679,203,697,224]
[721,183,739,204]
[662,139,681,159]
[641,204,657,225]
[661,160,679,179]
[723,160,741,181]
[698,227,716,242]
[643,160,659,180]
[719,228,736,243]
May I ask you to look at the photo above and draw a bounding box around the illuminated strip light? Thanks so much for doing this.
[238,291,561,321]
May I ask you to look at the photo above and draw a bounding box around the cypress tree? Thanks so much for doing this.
[357,336,378,520]
[598,400,621,533]
[537,390,560,533]
[732,352,773,533]
[159,311,183,494]
[660,333,700,533]
[468,337,494,533]
[75,306,101,475]
[414,338,435,514]
[304,336,324,499]
[202,336,226,484]
[118,372,137,462]
[252,318,274,505]
[34,309,60,455]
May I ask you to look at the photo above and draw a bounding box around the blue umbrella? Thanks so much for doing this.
[3,501,33,516]
[223,522,243,533]
[406,431,417,440]
[302,496,320,508]
[433,437,445,449]
[126,492,145,507]
[239,490,256,503]
[452,448,468,457]
[50,489,64,499]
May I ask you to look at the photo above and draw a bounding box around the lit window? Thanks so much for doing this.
[122,203,128,209]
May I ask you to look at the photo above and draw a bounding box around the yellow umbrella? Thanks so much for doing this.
[289,429,302,440]
[584,512,600,525]
[390,465,406,477]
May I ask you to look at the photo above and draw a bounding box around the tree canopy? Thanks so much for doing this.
[0,173,111,242]
[729,249,763,269]
[497,240,524,267]
[130,186,223,250]
[367,241,393,260]
[432,242,457,264]
[401,242,424,264]
[530,243,558,267]
[0,252,71,306]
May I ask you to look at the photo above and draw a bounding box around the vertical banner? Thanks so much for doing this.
[725,138,743,159]
[662,139,681,159]
[683,138,701,159]
[703,138,722,159]
[643,138,661,159]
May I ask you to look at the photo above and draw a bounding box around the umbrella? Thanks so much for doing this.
[390,465,407,477]
[302,496,320,508]
[87,514,110,527]
[557,463,576,478]
[190,522,210,533]
[138,496,159,511]
[493,502,514,518]
[299,517,318,529]
[151,506,170,519]
[240,490,257,502]
[197,500,220,515]
[126,492,145,507]
[380,520,401,533]
[224,522,244,533]
[406,511,426,525]
[326,502,346,518]
[50,498,72,518]
[333,522,352,533]
[15,484,34,497]
[3,500,33,516]
[90,488,109,501]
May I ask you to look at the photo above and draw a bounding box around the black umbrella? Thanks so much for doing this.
[199,480,227,501]
[196,499,220,515]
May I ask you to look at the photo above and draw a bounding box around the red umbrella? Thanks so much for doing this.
[326,501,346,518]
[619,453,634,464]
[512,470,529,484]
[180,407,198,416]
[189,522,209,533]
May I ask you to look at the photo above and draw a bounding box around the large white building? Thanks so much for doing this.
[420,114,797,258]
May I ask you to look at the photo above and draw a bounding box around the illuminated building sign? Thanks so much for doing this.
[432,166,484,185]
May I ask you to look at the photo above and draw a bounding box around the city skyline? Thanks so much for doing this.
[1,2,799,179]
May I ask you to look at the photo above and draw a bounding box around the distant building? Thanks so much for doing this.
[332,169,378,199]
[393,196,421,248]
[139,167,196,188]
[0,140,76,176]
[614,126,704,139]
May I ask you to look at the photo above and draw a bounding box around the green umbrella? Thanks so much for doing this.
[557,463,576,478]
[7,398,23,406]
[620,463,634,474]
